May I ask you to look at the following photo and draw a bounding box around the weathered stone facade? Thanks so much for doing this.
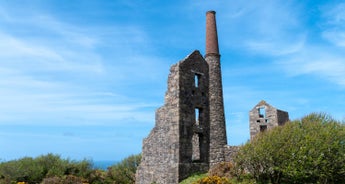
[249,100,289,140]
[136,11,227,184]
[136,51,211,183]
[223,145,240,162]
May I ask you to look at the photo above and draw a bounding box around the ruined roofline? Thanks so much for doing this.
[251,100,288,113]
[178,50,203,63]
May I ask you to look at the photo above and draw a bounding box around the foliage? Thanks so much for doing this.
[0,153,142,184]
[106,154,141,184]
[181,173,255,184]
[0,153,93,184]
[180,173,207,184]
[235,113,345,184]
[208,162,244,179]
[192,176,232,184]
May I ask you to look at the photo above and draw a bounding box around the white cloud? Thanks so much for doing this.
[0,6,166,127]
[321,3,345,47]
[322,3,345,26]
[189,1,307,57]
[277,47,345,87]
[245,36,306,56]
[322,31,345,47]
[0,32,62,59]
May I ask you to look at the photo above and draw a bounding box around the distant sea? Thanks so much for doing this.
[93,160,118,170]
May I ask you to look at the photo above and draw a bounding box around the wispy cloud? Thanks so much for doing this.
[277,47,345,87]
[245,37,306,56]
[213,1,345,88]
[0,3,166,127]
[199,1,307,56]
[321,3,345,47]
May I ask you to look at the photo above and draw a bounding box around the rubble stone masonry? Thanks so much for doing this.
[136,51,211,183]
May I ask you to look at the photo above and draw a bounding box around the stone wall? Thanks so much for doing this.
[249,100,289,140]
[136,51,211,184]
[135,63,180,183]
[224,145,240,162]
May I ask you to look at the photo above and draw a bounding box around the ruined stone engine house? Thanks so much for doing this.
[135,11,289,184]
[135,11,228,184]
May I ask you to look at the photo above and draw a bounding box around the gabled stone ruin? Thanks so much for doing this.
[135,11,228,184]
[136,51,210,183]
[249,100,289,140]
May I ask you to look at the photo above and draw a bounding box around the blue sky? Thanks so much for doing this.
[1,0,345,161]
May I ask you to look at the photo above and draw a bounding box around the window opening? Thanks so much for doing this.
[194,74,201,87]
[260,125,267,132]
[258,107,266,118]
[195,108,200,125]
[192,133,200,161]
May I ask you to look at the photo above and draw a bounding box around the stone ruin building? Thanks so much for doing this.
[135,11,290,184]
[135,11,228,184]
[249,100,289,140]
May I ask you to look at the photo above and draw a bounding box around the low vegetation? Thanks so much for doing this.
[1,113,344,184]
[179,173,207,184]
[235,113,345,184]
[183,113,345,184]
[0,153,141,184]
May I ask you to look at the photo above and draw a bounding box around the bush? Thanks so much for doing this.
[193,175,232,184]
[208,162,244,179]
[106,154,141,184]
[0,154,93,184]
[0,153,142,184]
[180,173,207,184]
[235,113,345,184]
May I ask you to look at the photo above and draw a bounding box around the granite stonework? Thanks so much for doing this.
[136,51,212,183]
[205,10,228,168]
[249,100,289,140]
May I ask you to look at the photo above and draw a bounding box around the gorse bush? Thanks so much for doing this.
[193,175,232,184]
[235,113,345,184]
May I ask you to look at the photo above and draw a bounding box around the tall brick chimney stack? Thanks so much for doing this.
[205,10,228,166]
[206,10,219,56]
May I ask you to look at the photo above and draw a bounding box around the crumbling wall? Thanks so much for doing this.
[136,51,210,184]
[135,63,180,184]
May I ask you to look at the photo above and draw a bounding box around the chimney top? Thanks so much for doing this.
[206,10,216,14]
[205,10,219,56]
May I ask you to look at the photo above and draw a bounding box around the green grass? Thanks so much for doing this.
[179,173,256,184]
[179,173,207,184]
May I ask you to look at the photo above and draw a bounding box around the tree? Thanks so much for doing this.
[235,113,345,184]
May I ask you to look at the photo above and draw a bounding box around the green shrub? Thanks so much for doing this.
[235,113,345,184]
[106,154,141,184]
[180,173,207,184]
[192,175,232,184]
[0,154,93,184]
